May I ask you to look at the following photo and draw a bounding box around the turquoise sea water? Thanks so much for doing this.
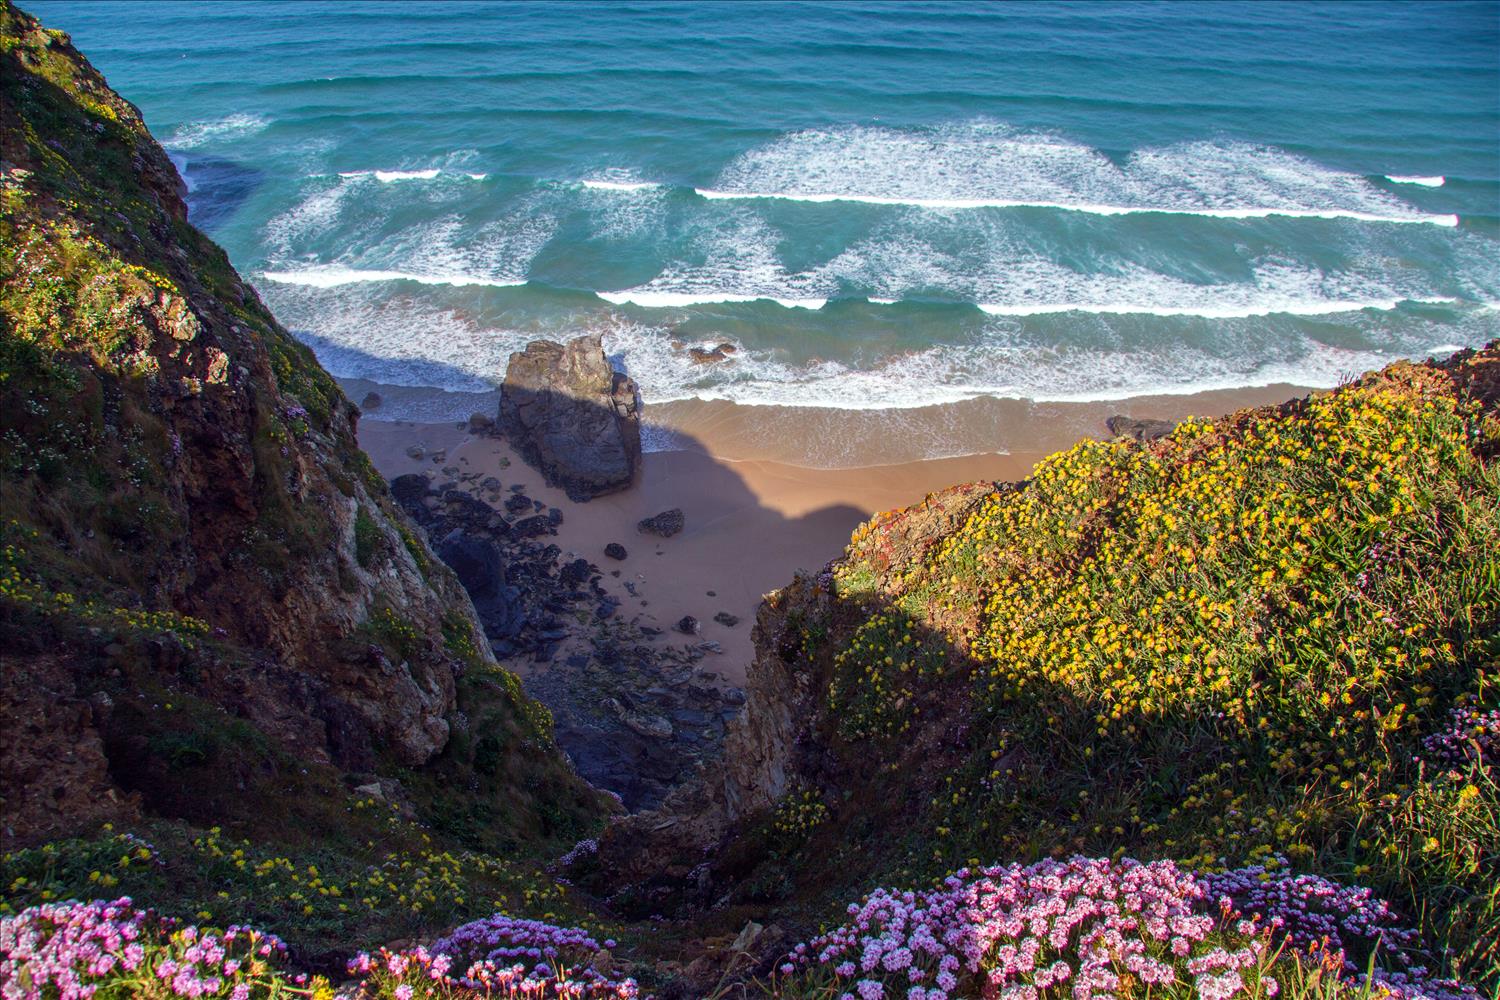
[27,0,1500,433]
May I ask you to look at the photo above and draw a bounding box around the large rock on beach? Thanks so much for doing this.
[499,334,641,501]
[1106,414,1177,442]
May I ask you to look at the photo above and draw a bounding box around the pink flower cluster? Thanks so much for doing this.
[433,913,607,969]
[348,915,637,999]
[781,858,1479,1000]
[1420,706,1499,770]
[553,839,600,872]
[1201,864,1420,975]
[1200,865,1475,1000]
[0,898,290,1000]
[779,856,1275,1000]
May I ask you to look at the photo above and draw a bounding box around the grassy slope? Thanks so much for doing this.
[0,1,612,969]
[717,351,1499,987]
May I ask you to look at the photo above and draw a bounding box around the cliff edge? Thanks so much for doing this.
[0,4,603,850]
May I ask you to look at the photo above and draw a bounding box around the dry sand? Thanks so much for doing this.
[360,420,1033,683]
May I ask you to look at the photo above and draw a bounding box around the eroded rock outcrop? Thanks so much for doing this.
[0,7,600,847]
[499,334,641,501]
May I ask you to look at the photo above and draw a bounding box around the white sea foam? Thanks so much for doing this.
[167,152,196,193]
[592,290,1463,319]
[694,188,1458,226]
[334,166,486,183]
[338,168,439,182]
[975,296,1460,319]
[259,275,1497,417]
[261,267,525,289]
[596,324,1491,412]
[167,112,269,150]
[597,290,827,310]
[597,209,835,309]
[582,179,663,192]
[1386,175,1445,187]
[689,123,1458,226]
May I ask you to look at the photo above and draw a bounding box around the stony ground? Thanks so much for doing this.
[389,453,745,810]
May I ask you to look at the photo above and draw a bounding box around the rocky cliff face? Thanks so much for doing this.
[0,6,601,847]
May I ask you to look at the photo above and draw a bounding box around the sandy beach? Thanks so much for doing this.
[359,420,1032,682]
[356,379,1316,684]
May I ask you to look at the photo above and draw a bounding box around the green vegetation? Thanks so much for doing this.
[732,354,1498,988]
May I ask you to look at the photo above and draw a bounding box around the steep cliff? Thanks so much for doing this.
[0,4,603,850]
[598,348,1500,989]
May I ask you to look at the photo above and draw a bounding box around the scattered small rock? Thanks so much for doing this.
[713,611,740,627]
[505,493,533,514]
[560,558,593,586]
[638,508,685,537]
[404,444,425,461]
[604,542,628,560]
[468,411,495,435]
[676,615,699,635]
[360,391,383,411]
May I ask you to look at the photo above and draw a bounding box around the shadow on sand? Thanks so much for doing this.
[318,335,875,810]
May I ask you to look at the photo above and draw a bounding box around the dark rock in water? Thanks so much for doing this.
[713,611,740,627]
[1106,415,1177,442]
[389,473,429,506]
[360,391,383,411]
[435,530,504,597]
[687,343,736,365]
[504,493,532,514]
[467,411,495,435]
[547,507,563,526]
[604,542,628,561]
[499,333,641,501]
[721,687,747,706]
[676,615,699,635]
[638,508,685,537]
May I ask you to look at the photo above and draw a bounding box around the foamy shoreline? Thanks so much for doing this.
[343,377,1317,468]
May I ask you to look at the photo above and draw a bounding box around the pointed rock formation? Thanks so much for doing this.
[499,334,641,501]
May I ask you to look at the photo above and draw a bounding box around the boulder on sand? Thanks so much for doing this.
[638,508,685,537]
[1106,415,1177,442]
[499,334,641,501]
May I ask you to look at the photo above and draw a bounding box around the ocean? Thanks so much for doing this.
[26,0,1500,459]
